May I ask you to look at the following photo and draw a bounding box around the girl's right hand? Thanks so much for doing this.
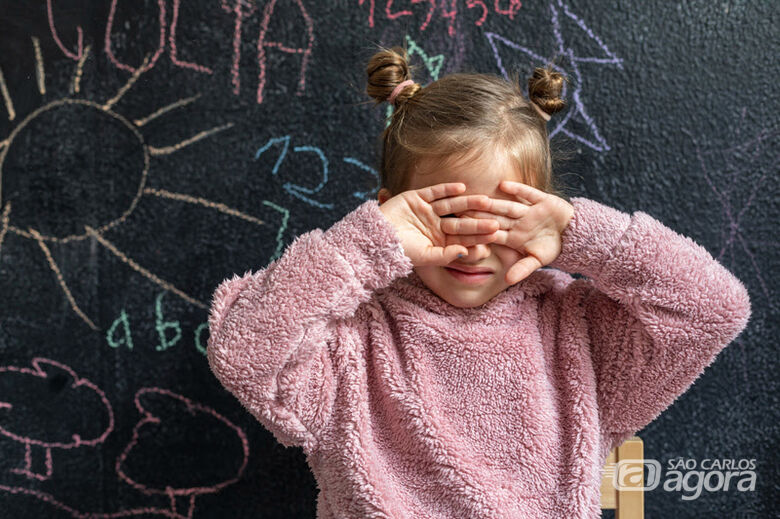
[378,182,500,267]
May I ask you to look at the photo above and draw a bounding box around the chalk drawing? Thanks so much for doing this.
[682,118,779,311]
[0,67,14,121]
[154,292,182,352]
[194,322,209,356]
[107,309,135,350]
[114,388,249,517]
[486,0,624,152]
[31,37,46,96]
[357,0,518,34]
[344,157,380,201]
[47,0,85,61]
[255,136,335,209]
[256,0,314,103]
[0,358,114,481]
[0,49,276,331]
[105,292,224,357]
[105,0,167,74]
[69,44,91,95]
[0,374,249,518]
[385,35,445,127]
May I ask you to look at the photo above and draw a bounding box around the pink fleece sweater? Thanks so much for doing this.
[206,197,751,518]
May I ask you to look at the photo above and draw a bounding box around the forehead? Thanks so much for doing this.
[408,149,527,201]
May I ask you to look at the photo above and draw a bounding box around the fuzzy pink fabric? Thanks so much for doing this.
[206,197,751,518]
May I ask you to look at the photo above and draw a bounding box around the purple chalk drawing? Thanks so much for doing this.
[487,0,624,152]
[115,387,250,518]
[682,116,779,309]
[0,357,114,481]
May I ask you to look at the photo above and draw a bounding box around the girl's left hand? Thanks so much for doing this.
[452,180,574,285]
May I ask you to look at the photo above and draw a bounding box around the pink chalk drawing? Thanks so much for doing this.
[256,0,314,104]
[0,357,114,481]
[115,387,250,518]
[104,0,212,74]
[47,0,314,103]
[356,0,520,35]
[47,0,84,60]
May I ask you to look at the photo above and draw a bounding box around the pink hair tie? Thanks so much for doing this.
[531,100,552,121]
[388,79,415,105]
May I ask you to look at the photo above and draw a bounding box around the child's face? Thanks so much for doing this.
[394,150,533,308]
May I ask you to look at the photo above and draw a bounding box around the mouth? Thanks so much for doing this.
[444,267,494,284]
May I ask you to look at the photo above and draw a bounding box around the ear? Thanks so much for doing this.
[377,188,392,205]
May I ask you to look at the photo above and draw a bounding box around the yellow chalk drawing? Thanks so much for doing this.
[0,51,270,331]
[70,44,91,95]
[32,37,46,95]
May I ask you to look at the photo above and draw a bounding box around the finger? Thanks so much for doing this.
[416,182,467,203]
[475,198,531,219]
[439,215,500,235]
[429,193,493,215]
[418,244,468,266]
[452,210,518,229]
[445,232,500,247]
[505,256,543,285]
[479,229,531,248]
[499,180,547,204]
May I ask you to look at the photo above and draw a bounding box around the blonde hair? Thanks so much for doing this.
[365,45,571,200]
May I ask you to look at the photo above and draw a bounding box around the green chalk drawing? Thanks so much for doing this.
[262,200,289,262]
[154,291,182,351]
[106,308,134,350]
[385,35,445,129]
[194,321,209,356]
[405,35,444,81]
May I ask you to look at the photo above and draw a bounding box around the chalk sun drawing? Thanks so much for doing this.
[0,45,266,331]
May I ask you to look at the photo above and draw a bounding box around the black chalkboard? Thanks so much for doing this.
[0,1,777,517]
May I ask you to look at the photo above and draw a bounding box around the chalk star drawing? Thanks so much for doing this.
[682,114,779,313]
[384,34,445,126]
[0,44,276,331]
[487,0,624,152]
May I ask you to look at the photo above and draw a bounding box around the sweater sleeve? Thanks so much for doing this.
[206,199,414,451]
[547,197,752,451]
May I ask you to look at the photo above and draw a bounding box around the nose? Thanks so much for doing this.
[460,243,491,262]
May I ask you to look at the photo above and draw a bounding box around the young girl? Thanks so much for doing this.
[206,46,751,518]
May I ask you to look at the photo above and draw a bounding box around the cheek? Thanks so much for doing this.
[492,245,524,270]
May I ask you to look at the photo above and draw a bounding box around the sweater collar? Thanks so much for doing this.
[382,267,558,318]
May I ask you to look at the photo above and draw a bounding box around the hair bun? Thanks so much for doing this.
[527,65,567,119]
[366,46,422,107]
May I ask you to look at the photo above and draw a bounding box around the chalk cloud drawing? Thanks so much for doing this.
[115,387,250,518]
[487,0,624,152]
[0,361,250,519]
[0,44,283,332]
[0,358,114,481]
